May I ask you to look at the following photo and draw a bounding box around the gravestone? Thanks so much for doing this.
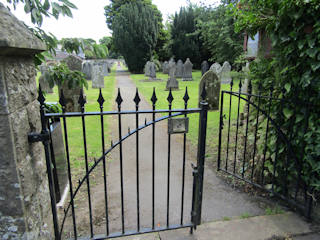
[182,58,193,81]
[201,60,209,76]
[82,60,93,80]
[199,70,221,110]
[60,55,83,112]
[92,63,104,88]
[210,62,222,78]
[221,61,232,84]
[166,60,179,90]
[175,59,184,78]
[101,60,109,76]
[145,61,151,77]
[162,61,169,74]
[241,62,250,93]
[149,61,157,80]
[39,64,53,93]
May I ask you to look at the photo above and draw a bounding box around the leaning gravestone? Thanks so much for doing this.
[39,64,53,93]
[199,70,221,110]
[166,60,179,90]
[162,61,169,74]
[82,60,93,80]
[61,55,83,112]
[182,58,193,81]
[92,63,104,88]
[175,59,184,78]
[220,61,232,84]
[201,60,210,76]
[145,61,151,77]
[149,61,157,80]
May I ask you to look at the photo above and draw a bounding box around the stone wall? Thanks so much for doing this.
[0,56,53,239]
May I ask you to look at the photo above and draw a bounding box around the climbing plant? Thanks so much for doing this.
[230,0,320,196]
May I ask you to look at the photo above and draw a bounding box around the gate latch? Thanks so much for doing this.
[28,132,49,143]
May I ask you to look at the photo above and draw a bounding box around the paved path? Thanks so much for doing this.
[88,67,271,236]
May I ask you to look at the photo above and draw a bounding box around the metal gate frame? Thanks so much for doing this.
[217,80,314,219]
[29,85,209,240]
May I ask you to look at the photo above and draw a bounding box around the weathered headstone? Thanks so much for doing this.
[149,61,157,80]
[210,62,222,78]
[82,60,93,80]
[175,59,184,78]
[60,55,84,112]
[199,70,221,110]
[166,60,179,90]
[241,62,250,93]
[63,54,82,71]
[101,60,109,76]
[92,63,104,88]
[162,61,169,74]
[39,64,53,93]
[201,60,209,76]
[182,58,193,81]
[221,61,232,84]
[145,61,151,77]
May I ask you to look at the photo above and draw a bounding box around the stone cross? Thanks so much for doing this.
[199,70,221,110]
[175,59,184,78]
[92,63,104,89]
[201,60,209,76]
[182,58,193,81]
[220,61,232,84]
[166,59,179,90]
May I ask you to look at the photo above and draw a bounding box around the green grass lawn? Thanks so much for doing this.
[44,66,116,177]
[130,71,245,162]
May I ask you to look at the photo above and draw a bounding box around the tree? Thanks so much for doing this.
[170,6,202,68]
[99,36,121,59]
[196,4,243,65]
[105,0,167,61]
[112,1,159,73]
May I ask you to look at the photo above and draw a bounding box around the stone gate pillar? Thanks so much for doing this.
[0,3,53,239]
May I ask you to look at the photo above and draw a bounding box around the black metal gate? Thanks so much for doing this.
[217,80,315,219]
[29,86,208,239]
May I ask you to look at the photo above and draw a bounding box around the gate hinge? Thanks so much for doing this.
[28,132,49,143]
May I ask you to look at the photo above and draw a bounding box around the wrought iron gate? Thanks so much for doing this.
[217,80,315,219]
[29,86,208,239]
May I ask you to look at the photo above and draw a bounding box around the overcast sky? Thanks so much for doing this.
[3,0,220,42]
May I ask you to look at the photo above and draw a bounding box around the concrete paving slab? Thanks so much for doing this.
[113,232,160,240]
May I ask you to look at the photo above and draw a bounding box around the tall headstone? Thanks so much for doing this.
[175,59,184,78]
[144,61,151,77]
[166,60,179,90]
[149,61,157,80]
[82,60,93,80]
[241,62,250,93]
[0,3,53,238]
[182,58,193,81]
[61,55,83,112]
[39,64,53,93]
[162,61,169,74]
[101,60,109,76]
[201,60,210,76]
[92,63,104,88]
[199,70,221,110]
[220,61,232,84]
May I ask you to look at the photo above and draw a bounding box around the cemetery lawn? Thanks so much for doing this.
[44,67,116,177]
[130,71,244,161]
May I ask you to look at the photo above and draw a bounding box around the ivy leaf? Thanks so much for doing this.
[311,61,320,72]
[283,108,293,119]
[284,83,291,92]
[306,48,317,58]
